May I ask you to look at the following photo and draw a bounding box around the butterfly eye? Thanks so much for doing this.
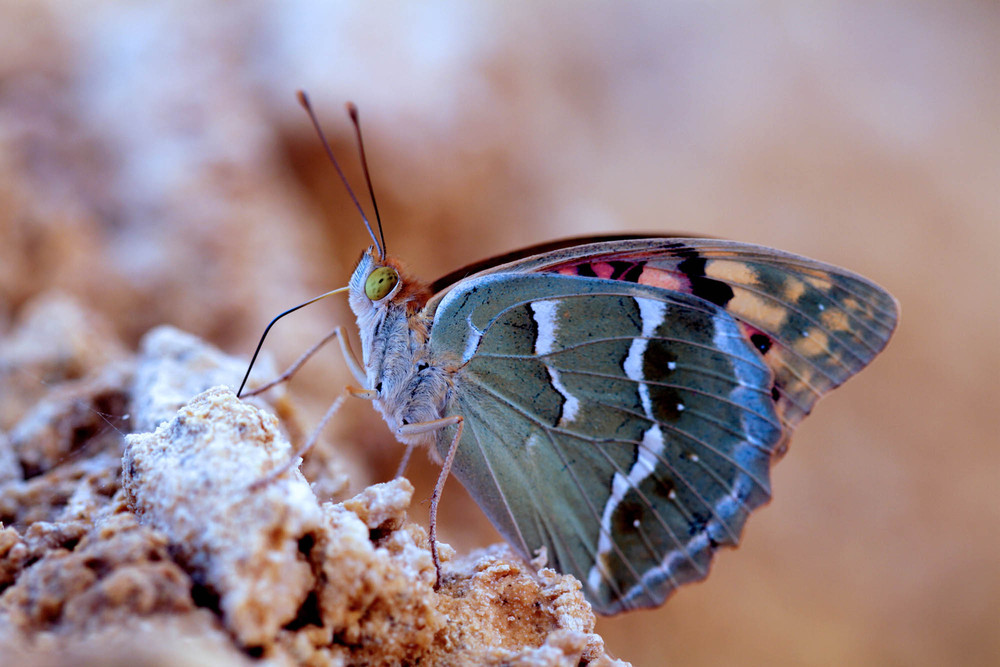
[365,266,399,301]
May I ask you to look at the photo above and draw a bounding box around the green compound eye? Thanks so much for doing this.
[365,266,399,301]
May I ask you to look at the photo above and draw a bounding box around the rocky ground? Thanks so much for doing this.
[0,316,624,665]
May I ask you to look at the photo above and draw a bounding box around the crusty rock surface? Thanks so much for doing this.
[122,386,625,665]
[0,304,628,665]
[131,325,279,435]
[124,386,324,648]
[130,325,350,503]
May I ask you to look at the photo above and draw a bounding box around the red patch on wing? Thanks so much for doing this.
[590,262,616,279]
[636,266,688,291]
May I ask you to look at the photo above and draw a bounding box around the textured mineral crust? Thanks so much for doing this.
[0,305,628,666]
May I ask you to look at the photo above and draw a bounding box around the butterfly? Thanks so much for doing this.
[333,234,898,614]
[239,95,899,615]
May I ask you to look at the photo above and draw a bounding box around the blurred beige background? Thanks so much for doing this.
[1,2,997,665]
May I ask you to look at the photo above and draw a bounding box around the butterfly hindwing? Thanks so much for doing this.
[428,272,786,613]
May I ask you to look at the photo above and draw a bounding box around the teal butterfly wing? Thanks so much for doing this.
[427,272,782,614]
[423,238,898,614]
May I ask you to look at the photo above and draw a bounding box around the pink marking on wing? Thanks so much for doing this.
[591,262,615,279]
[636,266,688,291]
[556,267,577,276]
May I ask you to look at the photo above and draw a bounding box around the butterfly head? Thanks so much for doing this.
[349,248,393,308]
[348,247,432,361]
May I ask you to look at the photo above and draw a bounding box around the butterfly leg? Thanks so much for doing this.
[248,391,349,491]
[393,444,415,479]
[343,387,416,480]
[347,386,377,399]
[396,415,464,590]
[242,326,366,397]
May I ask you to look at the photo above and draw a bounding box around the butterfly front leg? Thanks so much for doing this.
[249,390,350,491]
[242,325,367,398]
[246,327,367,488]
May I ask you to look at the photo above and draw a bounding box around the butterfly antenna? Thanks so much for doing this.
[236,286,349,398]
[296,90,384,259]
[346,102,387,258]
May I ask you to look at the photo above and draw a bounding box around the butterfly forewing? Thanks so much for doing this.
[429,272,785,613]
[427,238,898,445]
